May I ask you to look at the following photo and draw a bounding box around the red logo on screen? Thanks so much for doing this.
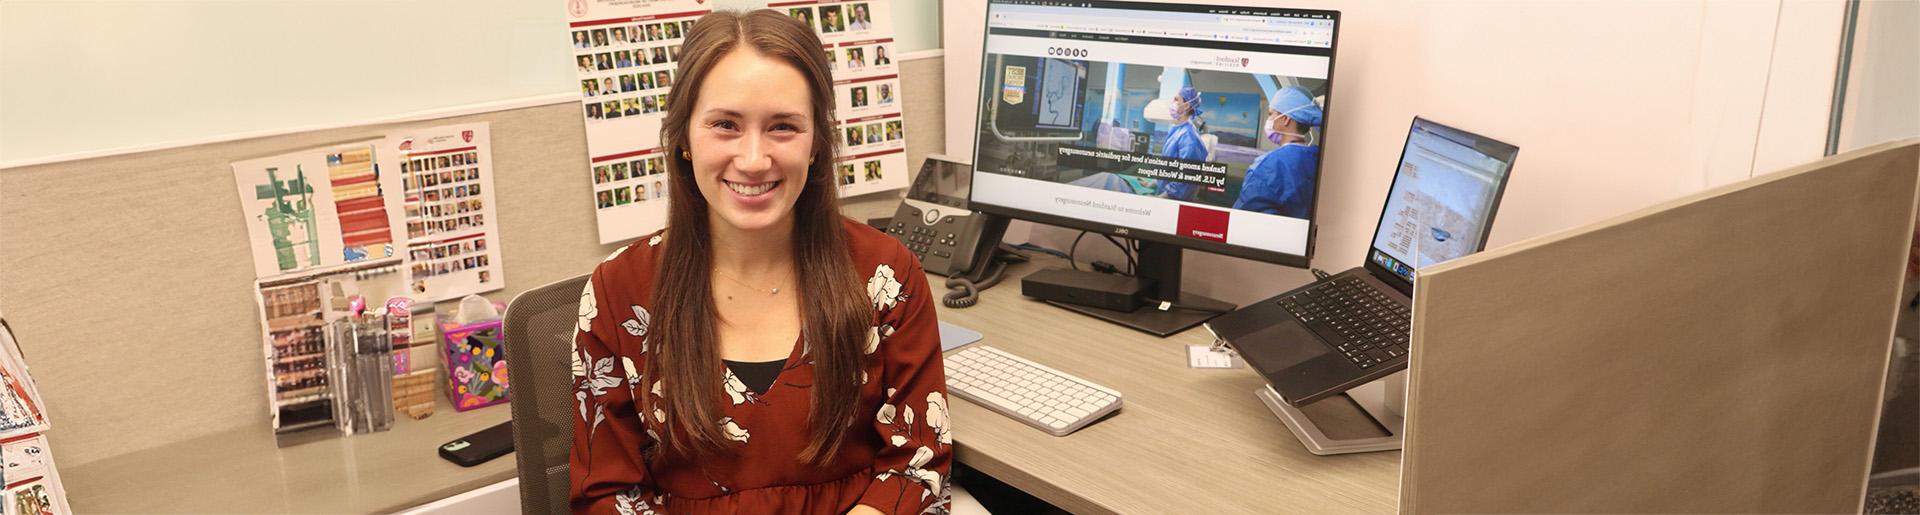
[462,130,474,143]
[398,138,414,151]
[1176,205,1229,243]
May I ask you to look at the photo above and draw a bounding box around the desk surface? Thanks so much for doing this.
[935,259,1401,514]
[63,394,514,513]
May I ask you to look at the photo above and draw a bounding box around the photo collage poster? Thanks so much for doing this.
[0,318,69,514]
[565,0,710,244]
[565,0,910,243]
[231,141,408,280]
[775,0,911,198]
[388,123,507,302]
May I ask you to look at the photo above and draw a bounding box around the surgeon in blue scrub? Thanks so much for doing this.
[1155,86,1208,201]
[1233,86,1323,219]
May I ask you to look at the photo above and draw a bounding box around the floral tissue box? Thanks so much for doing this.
[439,316,510,411]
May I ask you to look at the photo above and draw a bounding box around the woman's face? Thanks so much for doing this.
[689,48,815,233]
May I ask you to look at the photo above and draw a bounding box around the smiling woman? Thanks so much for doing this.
[568,9,951,515]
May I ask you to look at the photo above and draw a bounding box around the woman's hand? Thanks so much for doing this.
[848,504,884,515]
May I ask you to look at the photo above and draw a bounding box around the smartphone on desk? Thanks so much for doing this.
[439,421,514,467]
[883,156,1006,277]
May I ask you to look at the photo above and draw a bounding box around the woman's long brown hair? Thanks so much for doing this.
[648,9,868,464]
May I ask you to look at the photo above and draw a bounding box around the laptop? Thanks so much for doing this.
[1206,117,1519,406]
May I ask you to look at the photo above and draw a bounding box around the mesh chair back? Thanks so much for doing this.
[503,274,589,515]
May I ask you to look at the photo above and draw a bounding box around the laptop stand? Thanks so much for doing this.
[1257,371,1404,455]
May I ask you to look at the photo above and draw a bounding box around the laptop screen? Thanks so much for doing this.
[1367,118,1518,284]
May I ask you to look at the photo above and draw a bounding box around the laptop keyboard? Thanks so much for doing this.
[1276,276,1412,369]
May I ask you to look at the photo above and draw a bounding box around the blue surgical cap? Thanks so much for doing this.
[1177,86,1204,117]
[1269,86,1323,127]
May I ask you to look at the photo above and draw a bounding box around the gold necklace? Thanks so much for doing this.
[714,267,787,296]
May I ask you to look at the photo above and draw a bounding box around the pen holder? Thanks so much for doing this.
[440,316,510,411]
[325,313,396,434]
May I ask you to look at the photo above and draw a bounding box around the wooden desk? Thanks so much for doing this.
[935,259,1401,514]
[62,394,513,513]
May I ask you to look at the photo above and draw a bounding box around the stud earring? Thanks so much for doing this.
[680,149,690,160]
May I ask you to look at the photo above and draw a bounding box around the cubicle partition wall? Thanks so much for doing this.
[1402,141,1920,514]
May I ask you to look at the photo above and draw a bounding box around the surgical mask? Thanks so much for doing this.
[1168,103,1184,120]
[1264,109,1313,145]
[1264,114,1307,145]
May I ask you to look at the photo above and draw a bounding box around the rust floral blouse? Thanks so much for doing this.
[570,219,952,514]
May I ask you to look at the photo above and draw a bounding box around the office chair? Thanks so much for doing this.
[502,274,589,515]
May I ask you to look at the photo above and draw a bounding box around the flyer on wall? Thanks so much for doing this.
[565,0,711,244]
[774,0,911,199]
[0,319,48,441]
[387,123,506,302]
[0,340,48,441]
[1,434,71,515]
[231,141,408,279]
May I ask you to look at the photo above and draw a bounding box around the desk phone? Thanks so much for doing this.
[886,156,1000,277]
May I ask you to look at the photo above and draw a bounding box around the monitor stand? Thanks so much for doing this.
[1045,240,1235,337]
[1256,370,1406,455]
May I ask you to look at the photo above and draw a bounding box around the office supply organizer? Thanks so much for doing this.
[439,312,511,411]
[325,313,396,434]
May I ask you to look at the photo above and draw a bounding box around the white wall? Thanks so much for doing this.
[945,0,1848,306]
[1837,0,1920,153]
[0,0,942,166]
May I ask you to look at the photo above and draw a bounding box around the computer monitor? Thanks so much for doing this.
[967,0,1340,334]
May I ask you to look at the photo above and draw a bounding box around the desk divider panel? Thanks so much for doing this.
[1401,140,1920,513]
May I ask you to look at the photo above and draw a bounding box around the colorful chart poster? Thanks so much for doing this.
[388,123,507,302]
[231,141,407,279]
[565,0,709,244]
[777,0,912,199]
[564,0,910,244]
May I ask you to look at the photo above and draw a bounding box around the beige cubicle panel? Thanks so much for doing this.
[1400,140,1920,513]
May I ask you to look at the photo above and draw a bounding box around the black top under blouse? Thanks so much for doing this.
[723,359,784,394]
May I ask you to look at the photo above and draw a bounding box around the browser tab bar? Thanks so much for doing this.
[987,4,1336,49]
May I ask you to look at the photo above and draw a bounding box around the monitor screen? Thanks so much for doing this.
[1367,118,1519,283]
[967,0,1339,266]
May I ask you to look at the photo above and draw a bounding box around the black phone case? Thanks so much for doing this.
[439,421,515,467]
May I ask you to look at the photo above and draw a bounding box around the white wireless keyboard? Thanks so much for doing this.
[945,345,1122,436]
